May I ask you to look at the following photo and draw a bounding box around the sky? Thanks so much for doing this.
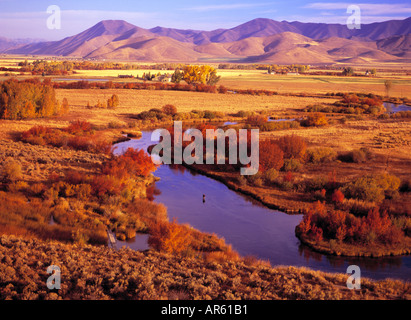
[0,0,410,40]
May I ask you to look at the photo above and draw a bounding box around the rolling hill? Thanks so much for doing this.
[4,18,411,64]
[84,35,202,61]
[376,34,411,58]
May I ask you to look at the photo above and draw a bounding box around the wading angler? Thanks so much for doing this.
[151,121,259,175]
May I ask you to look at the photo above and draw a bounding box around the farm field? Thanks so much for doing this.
[54,88,337,122]
[1,56,411,97]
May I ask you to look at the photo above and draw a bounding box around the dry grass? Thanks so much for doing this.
[53,88,337,126]
[260,119,411,181]
[0,235,409,300]
[219,74,411,97]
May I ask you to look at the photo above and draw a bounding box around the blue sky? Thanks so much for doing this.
[0,0,410,40]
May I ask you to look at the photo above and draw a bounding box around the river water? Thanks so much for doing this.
[383,102,411,113]
[113,130,411,281]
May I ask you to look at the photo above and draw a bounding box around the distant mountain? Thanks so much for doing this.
[0,37,42,53]
[4,18,411,63]
[5,20,150,56]
[150,17,411,43]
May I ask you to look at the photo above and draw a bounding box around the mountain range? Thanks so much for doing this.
[3,18,411,64]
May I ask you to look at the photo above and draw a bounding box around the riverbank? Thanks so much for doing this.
[297,233,411,258]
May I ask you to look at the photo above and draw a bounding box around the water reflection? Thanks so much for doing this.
[116,234,150,251]
[383,102,411,113]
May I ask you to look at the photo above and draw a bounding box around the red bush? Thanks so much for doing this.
[297,202,404,246]
[103,148,156,178]
[259,140,284,172]
[284,171,294,182]
[91,175,122,197]
[332,189,345,204]
[66,120,92,135]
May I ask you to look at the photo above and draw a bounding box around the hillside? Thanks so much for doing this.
[0,235,409,300]
[377,34,411,58]
[84,35,202,61]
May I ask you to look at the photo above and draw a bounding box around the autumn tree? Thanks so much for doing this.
[183,65,220,85]
[0,79,64,119]
[107,94,119,109]
[384,80,393,97]
[342,94,359,107]
[171,68,184,83]
[302,113,328,127]
[342,67,354,76]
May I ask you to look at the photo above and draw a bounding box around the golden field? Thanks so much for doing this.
[55,88,337,123]
[1,55,411,97]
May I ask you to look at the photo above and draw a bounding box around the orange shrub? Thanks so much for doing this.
[162,104,178,115]
[22,124,111,154]
[332,189,345,204]
[246,114,267,126]
[343,94,359,105]
[91,175,122,197]
[102,148,156,178]
[148,219,192,254]
[276,135,307,160]
[301,113,328,127]
[259,140,284,172]
[204,245,240,263]
[66,120,92,135]
[126,198,167,224]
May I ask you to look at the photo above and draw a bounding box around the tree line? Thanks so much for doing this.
[0,78,69,120]
[18,60,190,75]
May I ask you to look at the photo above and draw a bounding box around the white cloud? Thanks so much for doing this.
[285,13,409,24]
[304,2,411,15]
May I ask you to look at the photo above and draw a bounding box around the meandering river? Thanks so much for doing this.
[114,130,411,281]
